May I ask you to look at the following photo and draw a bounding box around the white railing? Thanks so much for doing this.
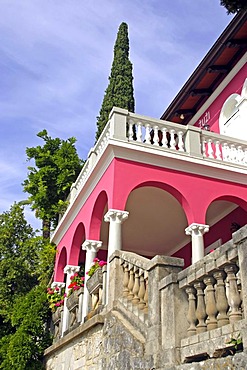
[128,114,186,152]
[62,108,247,215]
[201,131,247,166]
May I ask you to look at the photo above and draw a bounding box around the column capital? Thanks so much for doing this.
[104,209,129,224]
[185,223,209,236]
[82,240,102,252]
[51,281,65,289]
[64,265,80,275]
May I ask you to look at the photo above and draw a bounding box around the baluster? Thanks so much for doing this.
[236,146,243,164]
[244,149,247,165]
[204,276,217,330]
[177,131,184,152]
[194,281,207,333]
[98,287,103,306]
[230,144,236,162]
[236,270,243,314]
[215,141,222,160]
[132,267,140,305]
[213,270,229,327]
[138,272,146,310]
[153,126,159,146]
[122,262,129,297]
[170,129,176,149]
[127,265,134,300]
[202,138,206,157]
[128,120,133,141]
[224,264,242,323]
[222,142,229,161]
[185,287,197,336]
[145,124,151,144]
[136,122,142,142]
[207,139,214,159]
[162,127,168,148]
[143,275,148,314]
[91,293,99,311]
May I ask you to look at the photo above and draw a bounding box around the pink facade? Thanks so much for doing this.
[54,151,247,280]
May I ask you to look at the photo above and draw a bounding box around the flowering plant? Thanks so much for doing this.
[67,272,84,296]
[86,258,107,278]
[47,286,65,312]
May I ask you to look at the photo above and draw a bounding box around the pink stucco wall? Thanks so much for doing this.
[54,157,247,280]
[194,64,246,132]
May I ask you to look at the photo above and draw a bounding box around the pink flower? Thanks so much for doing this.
[73,286,80,290]
[81,277,85,281]
[99,260,107,267]
[64,293,67,298]
[55,286,59,291]
[93,257,99,263]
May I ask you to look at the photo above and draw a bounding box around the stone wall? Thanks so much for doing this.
[45,311,153,370]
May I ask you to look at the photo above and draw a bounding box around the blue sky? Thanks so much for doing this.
[0,0,233,228]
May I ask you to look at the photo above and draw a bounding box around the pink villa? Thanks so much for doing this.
[45,12,247,370]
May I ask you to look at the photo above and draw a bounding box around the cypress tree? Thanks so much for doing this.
[220,0,247,13]
[95,22,135,140]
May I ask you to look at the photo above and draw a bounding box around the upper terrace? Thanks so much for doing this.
[49,106,247,283]
[53,106,247,241]
[73,107,247,200]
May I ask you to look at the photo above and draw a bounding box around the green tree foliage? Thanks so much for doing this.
[220,0,247,13]
[0,203,56,369]
[95,22,135,140]
[23,129,83,238]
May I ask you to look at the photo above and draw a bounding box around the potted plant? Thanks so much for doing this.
[47,286,65,314]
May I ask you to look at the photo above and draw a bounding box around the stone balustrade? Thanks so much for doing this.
[66,287,84,330]
[52,307,63,341]
[178,240,242,338]
[86,265,107,317]
[119,252,149,322]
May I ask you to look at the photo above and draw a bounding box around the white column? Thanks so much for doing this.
[81,240,102,321]
[104,209,129,257]
[61,265,80,336]
[104,209,129,305]
[51,281,65,290]
[185,223,209,264]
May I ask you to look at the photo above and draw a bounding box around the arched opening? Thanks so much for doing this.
[205,196,247,253]
[69,223,86,267]
[112,185,190,259]
[89,191,108,241]
[55,246,67,282]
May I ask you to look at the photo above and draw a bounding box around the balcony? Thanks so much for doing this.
[61,107,247,220]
